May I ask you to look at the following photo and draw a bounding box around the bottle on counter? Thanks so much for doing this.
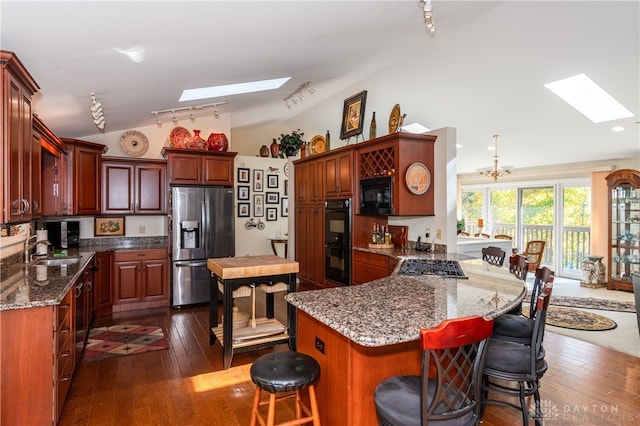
[326,130,331,151]
[372,223,378,244]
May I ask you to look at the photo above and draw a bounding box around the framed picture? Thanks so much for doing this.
[284,179,288,196]
[340,90,367,140]
[267,174,279,189]
[281,197,289,217]
[237,185,250,200]
[237,167,250,183]
[95,217,125,236]
[253,169,264,192]
[254,194,264,217]
[238,202,250,217]
[266,208,277,221]
[266,192,279,204]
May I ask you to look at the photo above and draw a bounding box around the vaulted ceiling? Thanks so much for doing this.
[2,1,638,174]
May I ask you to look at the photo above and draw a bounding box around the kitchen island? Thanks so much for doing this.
[285,256,526,426]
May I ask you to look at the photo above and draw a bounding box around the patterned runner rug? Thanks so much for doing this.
[526,294,635,313]
[83,324,169,361]
[523,306,617,331]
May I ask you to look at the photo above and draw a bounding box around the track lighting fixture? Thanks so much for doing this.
[418,0,436,33]
[89,93,105,130]
[283,82,314,109]
[150,102,228,125]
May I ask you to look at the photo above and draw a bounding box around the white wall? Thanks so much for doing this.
[234,155,290,257]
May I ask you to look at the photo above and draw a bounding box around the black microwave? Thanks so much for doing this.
[360,176,393,215]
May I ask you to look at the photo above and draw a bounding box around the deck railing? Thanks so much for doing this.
[490,224,591,273]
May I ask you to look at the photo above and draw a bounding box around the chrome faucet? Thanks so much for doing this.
[24,234,38,263]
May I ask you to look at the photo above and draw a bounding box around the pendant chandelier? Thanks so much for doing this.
[478,134,513,182]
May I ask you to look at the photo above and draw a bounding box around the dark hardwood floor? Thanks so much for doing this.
[60,287,640,426]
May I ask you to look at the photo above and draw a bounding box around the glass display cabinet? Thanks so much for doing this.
[606,169,640,292]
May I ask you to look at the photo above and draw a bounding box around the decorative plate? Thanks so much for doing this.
[169,126,191,148]
[284,162,289,177]
[119,130,149,157]
[405,162,431,195]
[309,135,327,155]
[388,104,401,134]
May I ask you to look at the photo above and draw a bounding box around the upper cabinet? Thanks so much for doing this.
[61,138,107,216]
[161,147,237,186]
[1,50,41,223]
[606,169,640,292]
[36,116,68,216]
[324,151,353,198]
[102,157,167,214]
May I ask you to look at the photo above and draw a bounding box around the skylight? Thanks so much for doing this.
[402,122,431,134]
[544,74,633,123]
[179,77,291,102]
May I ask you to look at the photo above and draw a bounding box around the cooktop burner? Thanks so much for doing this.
[398,259,468,279]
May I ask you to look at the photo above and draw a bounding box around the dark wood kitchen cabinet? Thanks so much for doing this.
[0,286,75,426]
[36,115,69,216]
[1,50,41,223]
[161,147,237,186]
[113,248,169,312]
[102,157,167,214]
[324,151,353,198]
[61,138,107,215]
[294,159,325,286]
[93,250,114,317]
[352,250,398,285]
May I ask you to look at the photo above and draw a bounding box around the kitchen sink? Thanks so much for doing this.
[34,257,80,266]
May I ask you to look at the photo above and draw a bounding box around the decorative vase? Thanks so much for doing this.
[270,139,279,158]
[188,129,206,149]
[285,145,296,157]
[259,145,269,157]
[581,255,606,288]
[207,133,228,151]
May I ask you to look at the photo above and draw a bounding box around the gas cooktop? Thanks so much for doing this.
[398,259,468,279]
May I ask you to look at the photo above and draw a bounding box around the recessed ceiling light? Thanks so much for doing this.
[611,126,624,132]
[179,77,291,102]
[544,74,633,123]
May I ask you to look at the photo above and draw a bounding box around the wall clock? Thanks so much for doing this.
[405,162,431,195]
[120,130,149,157]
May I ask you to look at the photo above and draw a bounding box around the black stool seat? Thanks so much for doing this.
[251,351,320,393]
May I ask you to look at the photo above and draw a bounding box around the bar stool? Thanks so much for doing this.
[249,351,321,426]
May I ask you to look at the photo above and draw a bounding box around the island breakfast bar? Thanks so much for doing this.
[285,256,526,426]
[207,255,298,369]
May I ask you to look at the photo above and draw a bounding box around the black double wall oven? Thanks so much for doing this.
[325,198,351,286]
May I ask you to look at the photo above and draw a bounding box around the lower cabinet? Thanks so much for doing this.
[0,286,75,426]
[93,250,113,317]
[295,203,325,286]
[352,250,397,285]
[113,248,168,311]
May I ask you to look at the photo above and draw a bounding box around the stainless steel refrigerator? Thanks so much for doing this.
[170,186,235,307]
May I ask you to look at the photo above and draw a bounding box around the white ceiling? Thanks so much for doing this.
[1,1,638,174]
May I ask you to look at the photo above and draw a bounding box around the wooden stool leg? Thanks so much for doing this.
[308,384,321,426]
[294,390,303,419]
[249,386,261,426]
[266,393,277,426]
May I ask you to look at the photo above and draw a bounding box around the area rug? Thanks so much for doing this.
[526,294,635,313]
[83,324,169,361]
[522,306,617,331]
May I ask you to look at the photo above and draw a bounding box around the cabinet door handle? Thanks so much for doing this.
[60,303,71,310]
[20,199,29,214]
[59,328,70,335]
[60,350,71,358]
[60,374,72,382]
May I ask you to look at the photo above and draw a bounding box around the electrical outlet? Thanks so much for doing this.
[139,225,145,234]
[315,336,325,354]
[436,229,442,239]
[425,227,431,239]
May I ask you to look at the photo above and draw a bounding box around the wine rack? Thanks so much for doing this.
[359,146,395,179]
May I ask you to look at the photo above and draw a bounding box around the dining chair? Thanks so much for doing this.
[492,267,554,344]
[480,289,553,426]
[458,231,470,236]
[474,233,490,238]
[374,316,494,426]
[493,234,513,240]
[482,246,506,267]
[508,254,529,281]
[519,240,546,272]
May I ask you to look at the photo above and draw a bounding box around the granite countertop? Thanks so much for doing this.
[0,237,168,311]
[0,250,95,311]
[285,255,526,347]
